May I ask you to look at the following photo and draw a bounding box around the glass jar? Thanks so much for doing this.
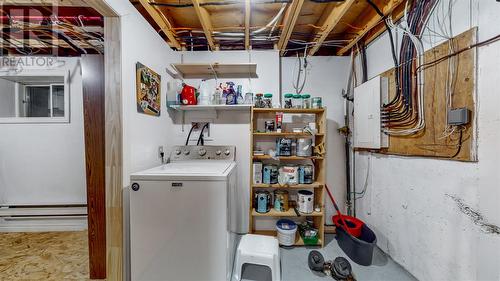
[254,93,264,108]
[292,94,303,108]
[264,93,273,108]
[312,97,322,109]
[284,93,293,108]
[244,92,254,104]
[302,94,311,109]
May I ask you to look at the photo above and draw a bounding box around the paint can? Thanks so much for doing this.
[276,219,297,246]
[296,138,313,157]
[299,164,314,184]
[312,97,322,109]
[276,138,294,156]
[265,120,275,132]
[279,164,299,185]
[274,190,289,212]
[263,164,279,184]
[255,191,271,213]
[298,190,314,214]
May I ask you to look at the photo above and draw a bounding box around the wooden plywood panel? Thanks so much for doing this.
[380,28,477,162]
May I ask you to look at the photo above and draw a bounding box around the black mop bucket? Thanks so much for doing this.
[336,223,377,266]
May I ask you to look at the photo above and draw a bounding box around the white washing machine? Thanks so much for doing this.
[129,145,241,281]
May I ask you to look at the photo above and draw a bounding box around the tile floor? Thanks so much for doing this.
[238,234,418,281]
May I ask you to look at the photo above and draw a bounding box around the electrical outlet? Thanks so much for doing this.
[191,122,210,137]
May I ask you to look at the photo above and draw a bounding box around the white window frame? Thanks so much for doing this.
[0,70,70,124]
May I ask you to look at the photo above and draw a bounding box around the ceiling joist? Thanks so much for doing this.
[138,0,181,50]
[244,0,251,50]
[308,0,355,56]
[337,0,405,55]
[192,0,217,51]
[277,0,304,55]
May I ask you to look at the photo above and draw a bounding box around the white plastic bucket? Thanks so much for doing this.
[276,219,297,246]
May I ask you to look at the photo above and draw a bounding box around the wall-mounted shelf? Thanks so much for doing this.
[171,63,258,79]
[168,104,252,111]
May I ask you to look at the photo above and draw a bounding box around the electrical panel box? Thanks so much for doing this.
[353,76,389,149]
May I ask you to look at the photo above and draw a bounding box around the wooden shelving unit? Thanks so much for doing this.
[252,208,324,217]
[249,107,327,247]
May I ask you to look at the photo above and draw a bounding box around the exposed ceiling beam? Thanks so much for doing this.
[244,0,251,50]
[138,0,181,50]
[337,0,405,55]
[0,0,87,6]
[360,2,406,50]
[277,0,304,55]
[192,0,216,51]
[86,0,118,17]
[307,0,355,56]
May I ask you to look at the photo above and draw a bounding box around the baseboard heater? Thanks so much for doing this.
[0,205,88,232]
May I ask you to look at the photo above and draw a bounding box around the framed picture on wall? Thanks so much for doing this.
[136,62,161,116]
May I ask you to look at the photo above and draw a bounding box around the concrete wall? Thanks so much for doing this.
[0,57,86,206]
[281,56,350,221]
[354,1,500,280]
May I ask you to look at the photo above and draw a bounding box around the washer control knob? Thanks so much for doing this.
[198,148,207,156]
[183,150,190,155]
[215,150,222,156]
[175,149,182,155]
[224,149,231,156]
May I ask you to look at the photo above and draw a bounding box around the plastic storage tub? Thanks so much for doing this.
[276,219,297,246]
[336,223,377,266]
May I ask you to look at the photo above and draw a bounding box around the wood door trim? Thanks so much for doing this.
[82,54,106,279]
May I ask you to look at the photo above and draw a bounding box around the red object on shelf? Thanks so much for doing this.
[180,84,197,105]
[325,184,364,238]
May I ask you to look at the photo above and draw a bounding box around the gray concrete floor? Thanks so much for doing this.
[236,234,417,281]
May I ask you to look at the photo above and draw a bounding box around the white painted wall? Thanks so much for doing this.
[281,56,350,221]
[354,1,500,280]
[0,78,16,117]
[0,57,86,205]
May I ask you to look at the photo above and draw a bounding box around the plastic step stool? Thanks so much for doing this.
[234,234,281,281]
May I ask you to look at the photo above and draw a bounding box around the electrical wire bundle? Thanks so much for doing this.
[376,0,438,136]
[0,13,104,55]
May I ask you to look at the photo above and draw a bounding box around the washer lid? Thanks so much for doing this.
[130,160,236,181]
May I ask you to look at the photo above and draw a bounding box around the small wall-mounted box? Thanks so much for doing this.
[447,108,470,125]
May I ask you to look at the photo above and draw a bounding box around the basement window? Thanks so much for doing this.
[0,74,70,123]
